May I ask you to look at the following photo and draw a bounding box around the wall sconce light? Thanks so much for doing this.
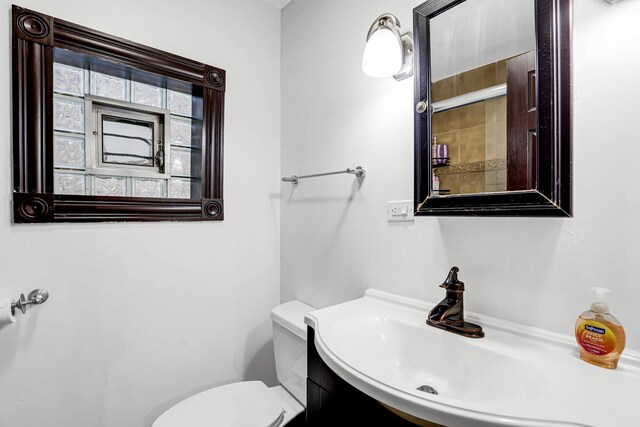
[362,13,414,81]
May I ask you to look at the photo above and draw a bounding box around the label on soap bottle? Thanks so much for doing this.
[577,321,616,356]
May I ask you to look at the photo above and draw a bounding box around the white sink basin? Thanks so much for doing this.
[304,289,639,427]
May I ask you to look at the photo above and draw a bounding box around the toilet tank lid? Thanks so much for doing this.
[271,300,315,340]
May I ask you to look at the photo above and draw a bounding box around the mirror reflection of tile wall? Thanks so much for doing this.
[431,60,507,195]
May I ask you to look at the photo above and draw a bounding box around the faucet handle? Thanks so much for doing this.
[440,267,464,291]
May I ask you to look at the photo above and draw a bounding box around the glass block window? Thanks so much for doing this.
[52,62,196,199]
[170,147,191,177]
[170,178,191,199]
[53,63,87,96]
[90,72,128,101]
[54,172,86,195]
[93,176,127,197]
[53,96,85,133]
[170,117,192,146]
[134,178,166,198]
[133,82,164,108]
[54,133,85,169]
[168,90,192,117]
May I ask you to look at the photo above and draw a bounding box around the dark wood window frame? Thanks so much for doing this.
[413,0,572,217]
[12,5,225,223]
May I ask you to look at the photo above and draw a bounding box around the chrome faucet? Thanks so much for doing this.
[427,267,484,339]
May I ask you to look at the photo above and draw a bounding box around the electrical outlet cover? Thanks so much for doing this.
[387,200,415,222]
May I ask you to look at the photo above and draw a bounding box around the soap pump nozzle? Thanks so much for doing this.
[590,287,611,314]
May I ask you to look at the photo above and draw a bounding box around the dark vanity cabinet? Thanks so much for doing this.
[306,327,421,426]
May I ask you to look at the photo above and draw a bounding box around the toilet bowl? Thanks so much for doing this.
[152,300,314,427]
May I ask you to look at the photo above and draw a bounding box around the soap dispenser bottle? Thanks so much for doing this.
[575,287,626,369]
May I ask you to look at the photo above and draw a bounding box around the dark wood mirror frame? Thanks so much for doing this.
[11,5,225,223]
[413,0,572,217]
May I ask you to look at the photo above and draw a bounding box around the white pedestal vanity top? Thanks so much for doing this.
[304,289,639,427]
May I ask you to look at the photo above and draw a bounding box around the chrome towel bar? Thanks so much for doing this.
[282,166,366,185]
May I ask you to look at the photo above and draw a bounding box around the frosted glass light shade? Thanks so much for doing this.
[362,27,403,78]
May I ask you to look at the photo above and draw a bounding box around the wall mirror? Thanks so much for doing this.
[12,5,225,223]
[413,0,572,216]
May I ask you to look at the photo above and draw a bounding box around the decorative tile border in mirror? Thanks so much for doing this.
[434,159,507,175]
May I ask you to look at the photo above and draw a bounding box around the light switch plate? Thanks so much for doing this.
[387,200,415,222]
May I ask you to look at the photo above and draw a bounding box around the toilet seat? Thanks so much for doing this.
[153,381,285,427]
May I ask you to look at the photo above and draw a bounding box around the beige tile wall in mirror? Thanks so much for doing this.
[431,60,507,195]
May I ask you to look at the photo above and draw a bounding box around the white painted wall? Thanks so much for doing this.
[282,0,640,352]
[0,1,281,426]
[262,0,292,10]
[430,0,535,81]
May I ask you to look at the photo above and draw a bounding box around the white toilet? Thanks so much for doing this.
[152,300,314,427]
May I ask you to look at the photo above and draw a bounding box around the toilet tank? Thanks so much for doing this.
[270,300,315,406]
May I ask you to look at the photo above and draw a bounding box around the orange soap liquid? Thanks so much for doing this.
[575,317,626,369]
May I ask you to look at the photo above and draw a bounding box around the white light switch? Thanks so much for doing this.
[387,200,414,222]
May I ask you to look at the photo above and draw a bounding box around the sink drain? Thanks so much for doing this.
[417,385,438,395]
